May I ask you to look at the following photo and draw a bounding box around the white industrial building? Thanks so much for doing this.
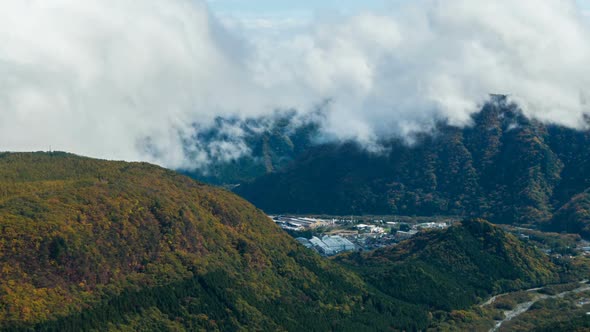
[308,235,356,256]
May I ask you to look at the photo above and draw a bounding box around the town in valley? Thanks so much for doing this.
[271,214,590,259]
[270,215,453,256]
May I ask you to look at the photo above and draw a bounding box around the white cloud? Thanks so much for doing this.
[0,0,589,168]
[0,0,280,167]
[249,0,590,141]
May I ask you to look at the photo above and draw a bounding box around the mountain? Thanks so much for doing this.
[182,113,319,185]
[230,97,590,235]
[0,152,427,331]
[550,189,590,239]
[0,153,568,331]
[335,218,559,312]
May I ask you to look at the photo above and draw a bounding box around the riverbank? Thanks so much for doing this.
[485,280,590,332]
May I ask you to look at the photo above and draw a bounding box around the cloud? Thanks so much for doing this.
[254,0,590,140]
[0,0,589,168]
[0,0,279,168]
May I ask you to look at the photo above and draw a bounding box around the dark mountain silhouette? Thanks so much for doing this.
[229,97,590,237]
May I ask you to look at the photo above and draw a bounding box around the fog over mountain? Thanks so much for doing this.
[1,0,589,168]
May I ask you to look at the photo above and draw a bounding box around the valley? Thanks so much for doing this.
[271,214,455,254]
[186,100,590,242]
[2,153,587,331]
[2,1,590,330]
[488,280,590,331]
[443,279,590,331]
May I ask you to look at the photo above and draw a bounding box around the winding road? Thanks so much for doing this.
[486,280,590,332]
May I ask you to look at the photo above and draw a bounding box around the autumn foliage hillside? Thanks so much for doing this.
[0,153,569,331]
[0,152,424,331]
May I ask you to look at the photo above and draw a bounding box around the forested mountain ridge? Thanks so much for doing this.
[0,153,572,331]
[336,219,559,312]
[0,152,428,331]
[550,189,590,239]
[233,97,590,236]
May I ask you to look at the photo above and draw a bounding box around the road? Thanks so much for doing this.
[488,280,590,332]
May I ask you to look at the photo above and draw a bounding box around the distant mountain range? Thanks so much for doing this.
[187,97,590,238]
[0,153,568,330]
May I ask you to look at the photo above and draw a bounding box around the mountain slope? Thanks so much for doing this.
[234,97,589,233]
[182,113,319,185]
[0,153,572,331]
[0,152,425,331]
[550,188,590,239]
[335,219,559,311]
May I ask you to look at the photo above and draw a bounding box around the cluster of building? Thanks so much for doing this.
[297,235,356,256]
[415,222,449,230]
[355,224,386,234]
[394,222,449,241]
[396,230,419,240]
[273,214,454,254]
[270,216,335,231]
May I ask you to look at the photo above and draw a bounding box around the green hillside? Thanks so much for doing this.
[0,152,424,331]
[550,189,590,239]
[0,153,570,331]
[336,219,559,311]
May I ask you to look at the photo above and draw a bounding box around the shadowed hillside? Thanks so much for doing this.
[233,98,590,236]
[335,219,559,311]
[550,189,590,239]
